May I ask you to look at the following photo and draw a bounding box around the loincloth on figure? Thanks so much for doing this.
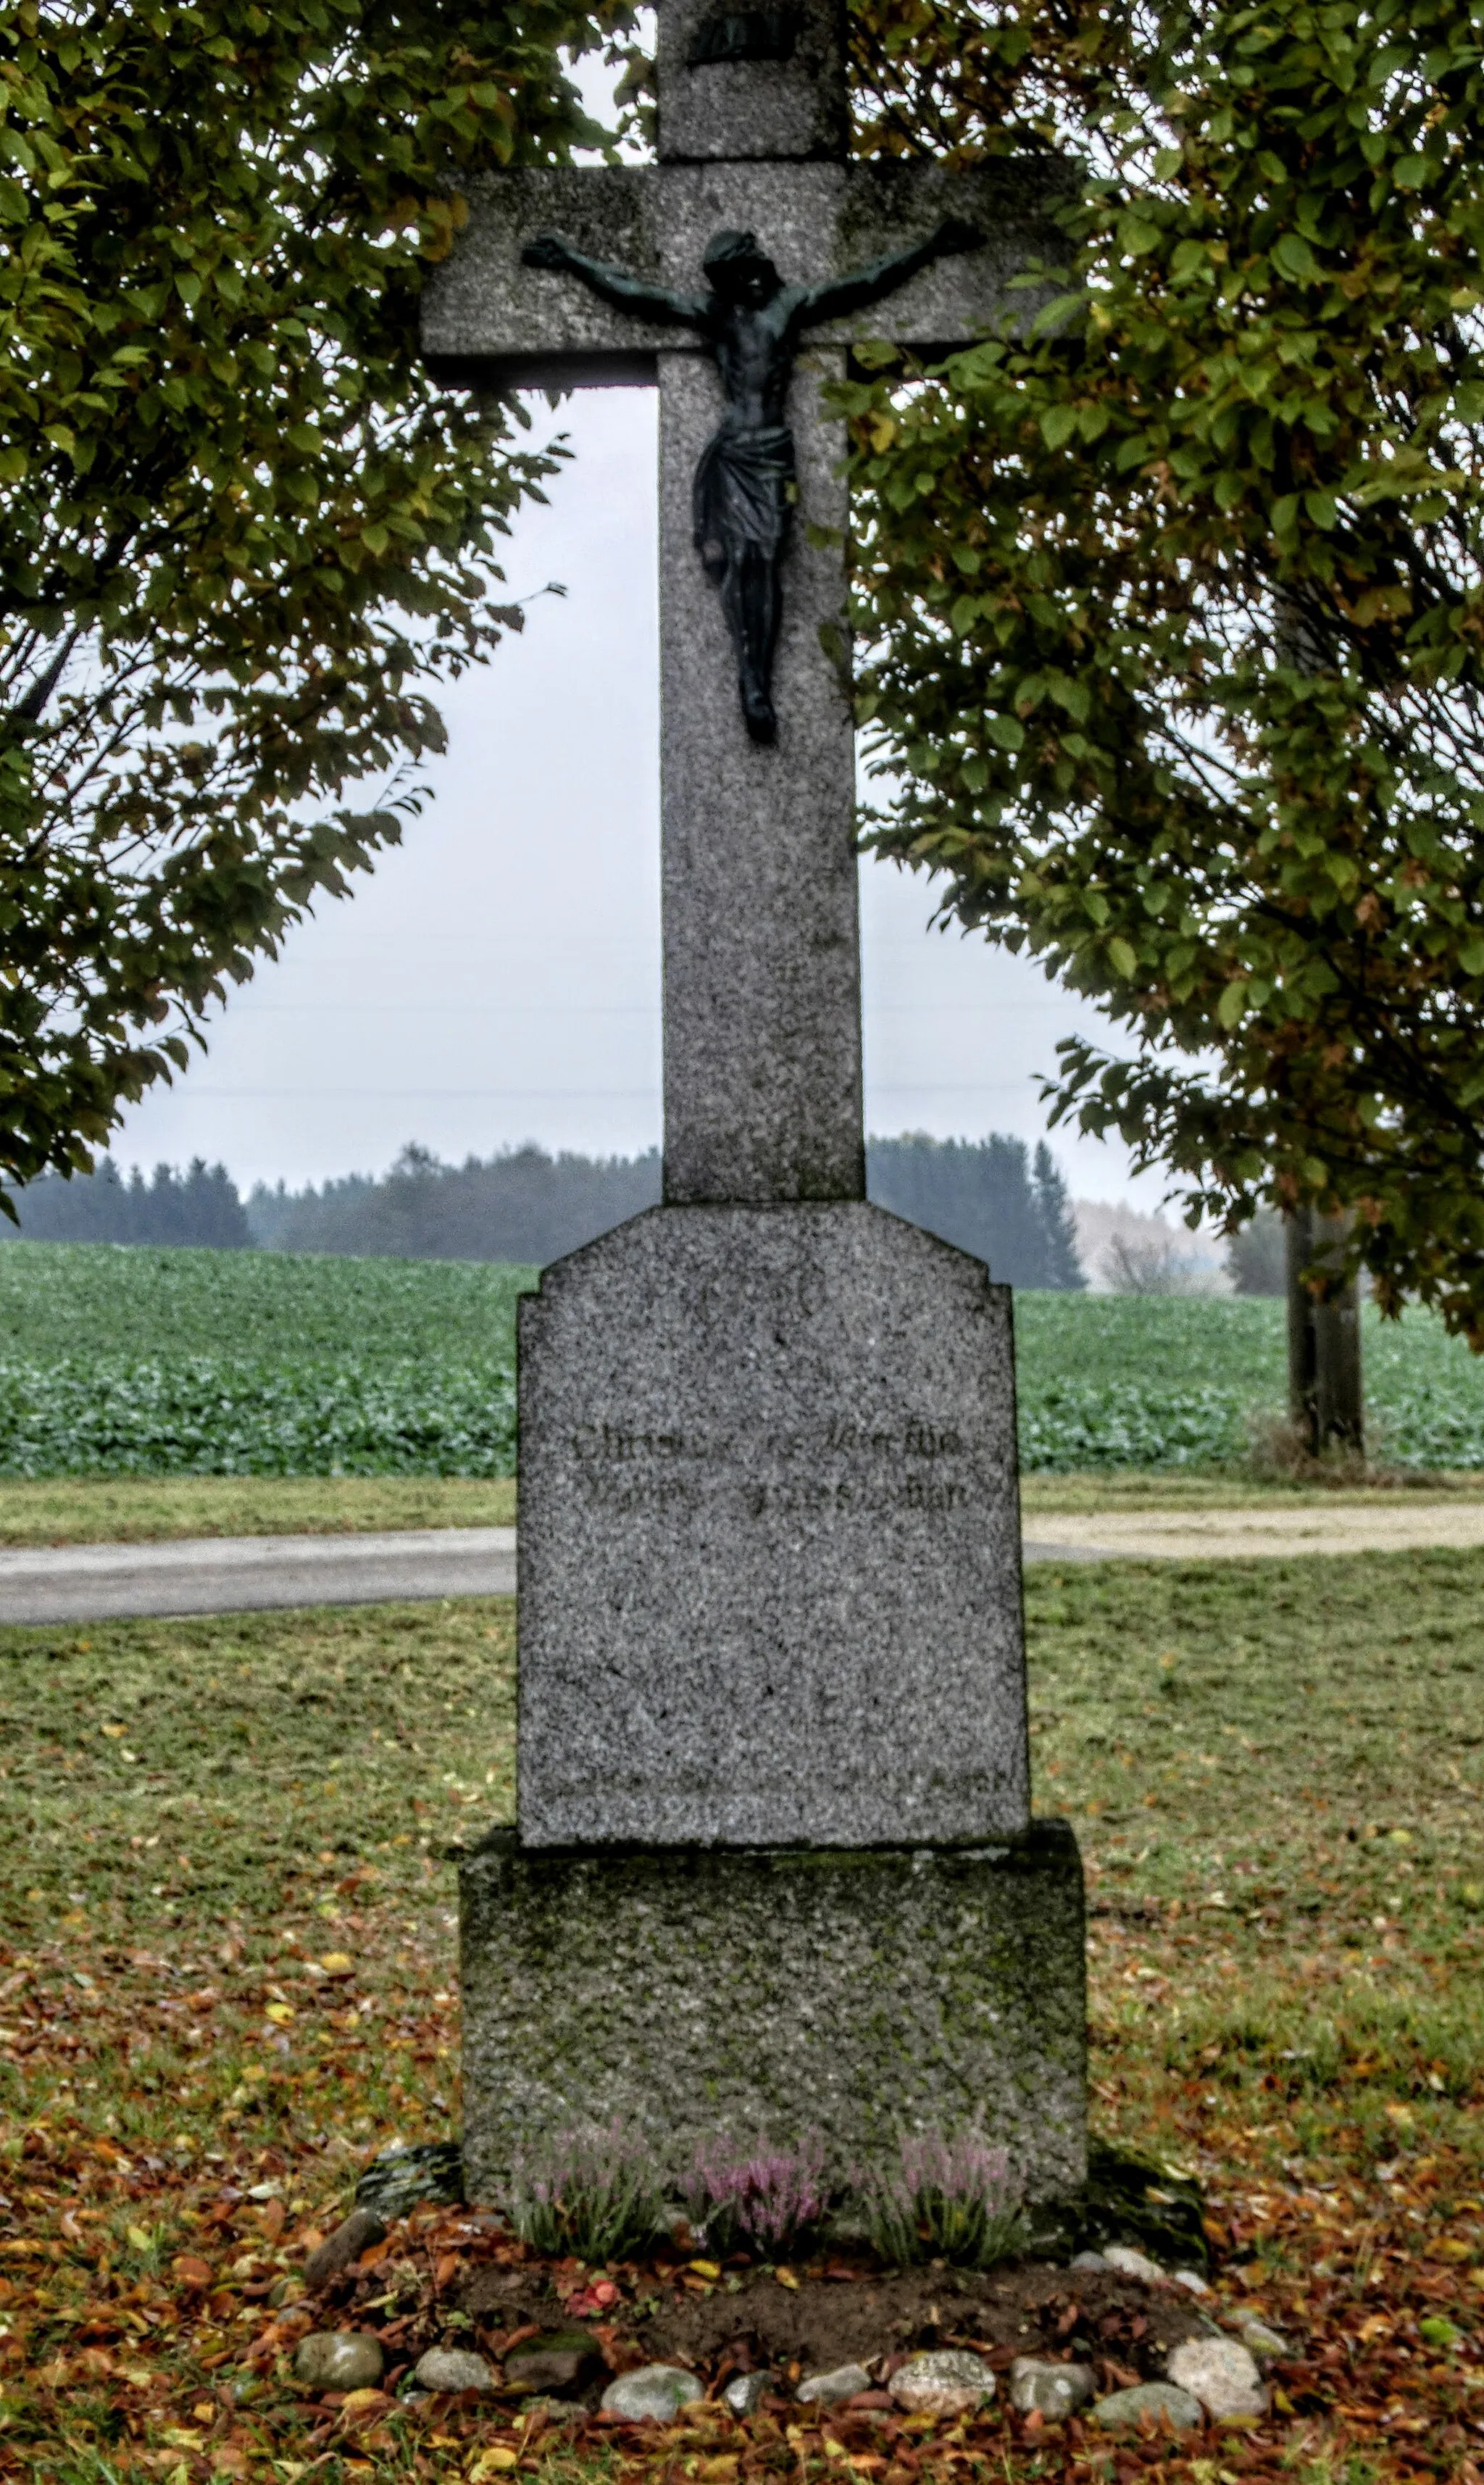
[692,420,795,583]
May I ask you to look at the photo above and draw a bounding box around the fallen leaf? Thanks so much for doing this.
[340,2389,390,2418]
[320,1954,354,1977]
[174,2255,214,2291]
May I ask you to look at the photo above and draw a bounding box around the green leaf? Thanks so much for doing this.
[1217,981,1249,1029]
[988,714,1025,753]
[1040,403,1080,449]
[1108,937,1138,978]
[1271,233,1319,282]
[1117,212,1161,257]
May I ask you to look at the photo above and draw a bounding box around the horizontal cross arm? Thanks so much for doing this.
[422,156,1077,390]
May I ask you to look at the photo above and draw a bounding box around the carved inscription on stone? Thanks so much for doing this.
[567,1411,986,1516]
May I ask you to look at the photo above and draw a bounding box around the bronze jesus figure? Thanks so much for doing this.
[522,219,982,744]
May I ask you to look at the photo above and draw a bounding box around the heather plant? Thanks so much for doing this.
[687,2137,828,2258]
[507,2120,664,2264]
[860,2132,1025,2271]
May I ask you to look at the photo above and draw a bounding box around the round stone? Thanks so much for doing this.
[1008,2358,1095,2418]
[293,2332,385,2394]
[1166,2339,1267,2418]
[1070,2250,1109,2271]
[889,2351,996,2415]
[723,2371,774,2417]
[797,2364,871,2407]
[1238,2315,1290,2363]
[601,2365,706,2423]
[1103,2244,1165,2284]
[414,2348,494,2394]
[1092,2381,1204,2431]
[303,2208,386,2294]
[504,2331,597,2393]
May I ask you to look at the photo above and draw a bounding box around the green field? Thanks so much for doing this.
[2,1239,1484,1474]
[0,1244,526,1478]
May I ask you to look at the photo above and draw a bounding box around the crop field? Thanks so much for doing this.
[3,1240,1484,1475]
[0,1245,525,1479]
[1015,1292,1484,1470]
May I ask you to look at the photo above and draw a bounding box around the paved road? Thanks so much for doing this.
[0,1523,1108,1623]
[0,1526,517,1625]
[4,1501,1475,1623]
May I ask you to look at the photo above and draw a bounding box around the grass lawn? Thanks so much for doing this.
[1,1553,1482,2481]
[12,1468,1484,1544]
[0,1475,517,1545]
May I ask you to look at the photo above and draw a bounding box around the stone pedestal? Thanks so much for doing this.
[461,1823,1087,2208]
[514,1202,1028,1850]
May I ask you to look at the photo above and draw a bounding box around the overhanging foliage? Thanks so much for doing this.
[846,0,1484,1336]
[0,0,622,1194]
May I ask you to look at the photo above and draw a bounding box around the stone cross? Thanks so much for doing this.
[423,0,1088,2212]
[422,0,1070,1207]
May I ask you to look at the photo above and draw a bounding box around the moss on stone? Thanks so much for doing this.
[460,1823,1085,2210]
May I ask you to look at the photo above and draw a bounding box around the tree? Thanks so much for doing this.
[1226,1210,1286,1297]
[241,1131,1088,1281]
[1031,1139,1085,1290]
[0,0,619,1199]
[8,1155,250,1246]
[1101,1230,1205,1295]
[250,1141,664,1264]
[845,0,1484,1340]
[867,1130,1084,1285]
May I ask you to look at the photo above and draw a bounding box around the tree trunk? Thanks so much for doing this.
[1285,1207,1364,1454]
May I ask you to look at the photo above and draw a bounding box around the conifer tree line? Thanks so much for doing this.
[4,1136,1086,1289]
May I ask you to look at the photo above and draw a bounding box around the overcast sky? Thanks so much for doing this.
[109,384,1166,1207]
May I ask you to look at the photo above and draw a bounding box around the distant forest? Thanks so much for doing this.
[5,1134,1087,1288]
[4,1157,251,1249]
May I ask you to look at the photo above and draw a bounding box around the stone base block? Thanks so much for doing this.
[460,1820,1086,2210]
[517,1201,1028,1849]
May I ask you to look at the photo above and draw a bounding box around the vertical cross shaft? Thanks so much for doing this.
[656,0,865,1205]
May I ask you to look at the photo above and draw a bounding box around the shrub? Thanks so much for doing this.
[860,2131,1025,2270]
[686,2138,828,2258]
[507,2120,664,2264]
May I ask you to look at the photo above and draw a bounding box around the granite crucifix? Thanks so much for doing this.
[421,0,1089,2214]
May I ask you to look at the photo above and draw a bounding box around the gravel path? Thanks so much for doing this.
[1023,1499,1484,1562]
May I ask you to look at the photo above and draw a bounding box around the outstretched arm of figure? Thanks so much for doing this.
[521,234,708,326]
[791,217,983,330]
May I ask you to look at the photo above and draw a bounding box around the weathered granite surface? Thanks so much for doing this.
[656,0,848,164]
[420,158,1076,391]
[460,1822,1087,2207]
[517,1201,1028,1849]
[659,347,859,1202]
